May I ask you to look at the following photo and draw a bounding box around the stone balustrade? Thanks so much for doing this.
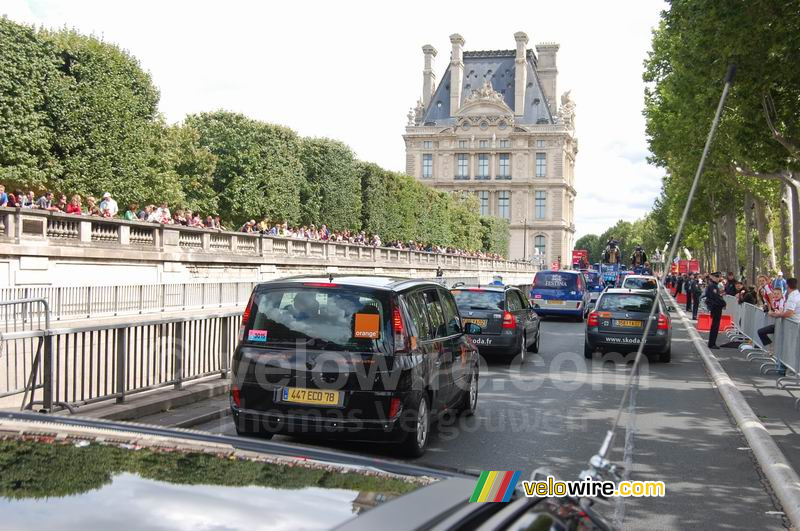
[0,207,538,283]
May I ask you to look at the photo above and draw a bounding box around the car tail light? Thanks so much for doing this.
[502,311,516,329]
[238,291,256,342]
[231,383,241,407]
[393,304,411,354]
[587,311,599,327]
[388,397,402,418]
[657,313,669,330]
[302,282,339,287]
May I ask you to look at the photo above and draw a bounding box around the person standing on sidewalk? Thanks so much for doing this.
[765,278,800,376]
[705,272,726,349]
[690,273,703,320]
[685,273,695,315]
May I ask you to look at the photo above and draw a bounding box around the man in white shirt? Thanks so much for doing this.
[99,192,119,217]
[766,277,799,375]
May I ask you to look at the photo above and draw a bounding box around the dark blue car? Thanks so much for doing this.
[529,270,591,321]
[584,270,605,304]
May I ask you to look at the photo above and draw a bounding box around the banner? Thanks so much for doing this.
[572,249,589,269]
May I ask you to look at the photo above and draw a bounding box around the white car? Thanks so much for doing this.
[621,274,659,291]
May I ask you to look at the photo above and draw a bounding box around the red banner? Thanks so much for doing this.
[688,259,700,273]
[572,249,588,268]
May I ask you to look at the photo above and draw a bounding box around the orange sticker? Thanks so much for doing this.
[354,313,380,339]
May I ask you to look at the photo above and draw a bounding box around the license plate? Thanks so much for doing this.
[463,318,487,327]
[548,300,564,305]
[281,387,342,406]
[614,319,642,328]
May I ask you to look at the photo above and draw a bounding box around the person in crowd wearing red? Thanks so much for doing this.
[66,195,83,214]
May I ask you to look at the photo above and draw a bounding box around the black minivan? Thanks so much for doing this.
[230,275,481,457]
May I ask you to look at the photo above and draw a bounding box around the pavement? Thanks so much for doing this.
[131,313,787,530]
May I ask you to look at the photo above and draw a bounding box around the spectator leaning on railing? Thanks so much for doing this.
[758,277,800,376]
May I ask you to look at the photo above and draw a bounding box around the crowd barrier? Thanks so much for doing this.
[723,296,800,405]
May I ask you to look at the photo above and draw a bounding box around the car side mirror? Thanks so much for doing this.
[464,322,482,335]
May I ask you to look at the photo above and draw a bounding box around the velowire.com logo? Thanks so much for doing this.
[469,471,521,502]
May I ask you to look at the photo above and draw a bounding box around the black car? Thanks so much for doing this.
[584,288,673,362]
[230,275,481,457]
[450,286,540,359]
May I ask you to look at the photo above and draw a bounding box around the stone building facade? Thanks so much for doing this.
[403,32,577,265]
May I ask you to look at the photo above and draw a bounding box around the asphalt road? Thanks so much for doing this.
[192,314,785,530]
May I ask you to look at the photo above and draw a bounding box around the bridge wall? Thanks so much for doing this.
[0,208,537,287]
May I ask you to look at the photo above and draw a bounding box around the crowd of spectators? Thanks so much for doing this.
[0,185,504,259]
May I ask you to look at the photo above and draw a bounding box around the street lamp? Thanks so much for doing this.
[750,202,756,283]
[522,217,528,262]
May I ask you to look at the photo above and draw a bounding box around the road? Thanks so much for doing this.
[190,315,784,529]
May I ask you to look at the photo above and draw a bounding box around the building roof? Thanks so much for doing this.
[421,49,553,126]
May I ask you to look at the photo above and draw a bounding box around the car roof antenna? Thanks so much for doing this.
[328,273,334,283]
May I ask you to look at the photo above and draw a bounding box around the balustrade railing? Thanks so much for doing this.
[0,206,538,273]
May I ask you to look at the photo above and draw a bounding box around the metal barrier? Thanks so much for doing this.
[0,299,50,411]
[0,308,241,413]
[0,281,258,322]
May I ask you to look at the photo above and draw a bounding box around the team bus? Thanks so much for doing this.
[529,270,591,321]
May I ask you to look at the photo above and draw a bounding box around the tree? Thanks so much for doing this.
[186,111,304,225]
[299,138,361,230]
[574,234,600,264]
[0,17,61,189]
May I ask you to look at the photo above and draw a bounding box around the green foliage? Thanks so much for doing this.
[0,17,510,251]
[300,138,361,230]
[0,438,418,499]
[481,217,510,256]
[0,17,61,189]
[574,234,600,264]
[186,111,304,225]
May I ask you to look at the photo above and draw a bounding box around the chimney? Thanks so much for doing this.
[422,45,437,108]
[535,42,560,115]
[449,33,465,116]
[513,32,529,117]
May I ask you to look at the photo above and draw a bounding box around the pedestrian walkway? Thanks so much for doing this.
[698,331,800,479]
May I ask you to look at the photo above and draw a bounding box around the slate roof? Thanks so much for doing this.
[421,49,554,126]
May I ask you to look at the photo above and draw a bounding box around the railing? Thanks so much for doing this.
[0,282,258,322]
[723,296,800,404]
[0,299,50,411]
[0,308,240,412]
[0,206,537,274]
[0,278,482,322]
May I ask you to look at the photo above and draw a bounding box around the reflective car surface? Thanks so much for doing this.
[230,276,480,457]
[584,288,672,362]
[530,270,591,321]
[450,286,540,358]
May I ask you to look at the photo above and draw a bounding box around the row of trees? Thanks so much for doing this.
[574,216,666,267]
[0,17,509,255]
[639,0,800,281]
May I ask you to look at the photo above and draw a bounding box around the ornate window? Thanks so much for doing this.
[499,139,510,148]
[458,140,468,148]
[498,154,511,179]
[534,235,546,256]
[423,140,433,149]
[479,139,489,148]
[477,191,489,215]
[477,154,489,179]
[422,154,433,179]
[535,191,546,219]
[536,153,547,177]
[456,154,469,179]
[498,191,510,219]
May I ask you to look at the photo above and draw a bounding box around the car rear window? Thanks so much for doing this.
[623,277,658,290]
[450,289,504,310]
[245,287,390,352]
[586,272,602,285]
[533,272,578,290]
[597,294,655,312]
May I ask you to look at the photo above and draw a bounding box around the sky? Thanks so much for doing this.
[3,0,668,238]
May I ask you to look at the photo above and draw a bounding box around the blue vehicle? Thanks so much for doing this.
[584,270,605,304]
[529,270,591,321]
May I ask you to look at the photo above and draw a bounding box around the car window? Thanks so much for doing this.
[451,289,504,310]
[533,272,578,290]
[506,291,521,311]
[438,289,462,335]
[597,294,655,312]
[247,287,389,352]
[422,289,447,339]
[513,290,529,309]
[623,277,658,290]
[404,291,431,341]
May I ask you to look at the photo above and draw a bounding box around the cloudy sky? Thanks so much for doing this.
[3,0,667,237]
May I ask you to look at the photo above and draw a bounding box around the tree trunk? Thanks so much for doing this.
[744,193,755,283]
[780,182,791,274]
[790,181,800,279]
[753,195,777,275]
